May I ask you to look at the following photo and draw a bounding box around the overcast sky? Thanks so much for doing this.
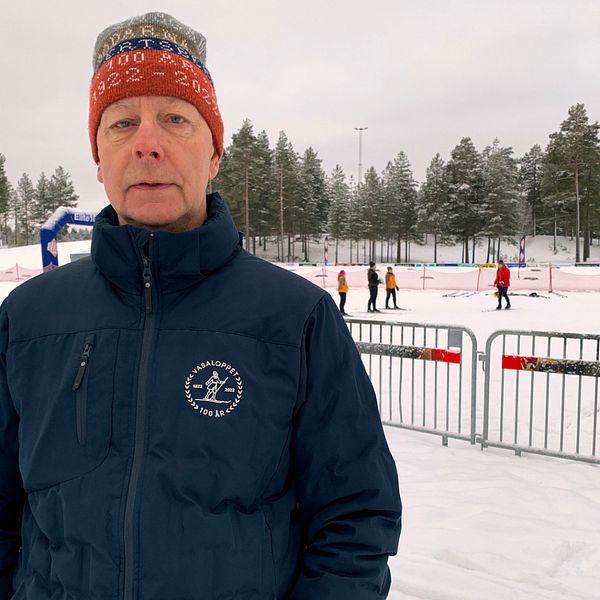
[2,0,599,212]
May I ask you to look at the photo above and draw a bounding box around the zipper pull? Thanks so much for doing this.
[143,256,152,313]
[72,340,94,391]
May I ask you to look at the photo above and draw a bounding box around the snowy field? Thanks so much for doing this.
[321,286,600,600]
[1,240,599,599]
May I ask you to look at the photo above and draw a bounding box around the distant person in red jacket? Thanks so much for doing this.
[494,258,511,309]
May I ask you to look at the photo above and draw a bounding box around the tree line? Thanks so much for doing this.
[1,103,598,261]
[0,156,81,246]
[214,103,600,263]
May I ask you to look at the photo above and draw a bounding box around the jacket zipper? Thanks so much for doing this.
[123,233,157,600]
[72,334,95,446]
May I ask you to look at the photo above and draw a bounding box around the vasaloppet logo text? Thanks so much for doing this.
[184,360,243,417]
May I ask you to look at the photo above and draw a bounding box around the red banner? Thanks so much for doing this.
[430,348,461,364]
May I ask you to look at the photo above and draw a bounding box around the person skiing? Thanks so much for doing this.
[367,261,381,312]
[203,371,228,403]
[337,269,349,315]
[494,258,511,309]
[385,266,399,309]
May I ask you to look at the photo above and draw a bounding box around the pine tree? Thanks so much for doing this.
[445,137,485,262]
[327,165,350,263]
[0,154,12,246]
[48,166,79,212]
[8,185,20,246]
[518,145,545,236]
[357,167,384,262]
[416,153,450,263]
[298,147,327,261]
[480,139,520,261]
[32,172,51,228]
[539,160,571,256]
[16,173,36,245]
[543,104,600,261]
[252,131,277,253]
[383,151,417,263]
[46,166,79,241]
[215,119,257,249]
[212,125,277,254]
[273,131,301,261]
[347,176,359,263]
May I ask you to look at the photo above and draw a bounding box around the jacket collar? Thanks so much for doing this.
[91,192,241,294]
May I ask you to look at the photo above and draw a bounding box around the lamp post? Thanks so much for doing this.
[353,127,367,263]
[354,127,368,185]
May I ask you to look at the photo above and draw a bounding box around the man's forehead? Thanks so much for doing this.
[105,96,191,112]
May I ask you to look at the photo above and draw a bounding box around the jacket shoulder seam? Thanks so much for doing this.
[159,327,301,349]
[7,325,137,346]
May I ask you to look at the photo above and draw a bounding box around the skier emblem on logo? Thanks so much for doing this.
[184,360,243,417]
[203,371,230,403]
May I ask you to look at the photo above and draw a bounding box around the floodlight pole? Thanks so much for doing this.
[353,127,367,263]
[354,126,368,185]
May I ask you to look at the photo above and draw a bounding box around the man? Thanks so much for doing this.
[0,12,401,600]
[385,266,399,309]
[494,258,511,309]
[367,260,381,313]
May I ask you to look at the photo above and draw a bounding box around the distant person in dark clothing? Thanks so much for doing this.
[494,258,511,309]
[367,261,381,313]
[337,269,348,315]
[385,266,399,309]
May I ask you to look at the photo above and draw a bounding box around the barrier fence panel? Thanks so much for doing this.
[346,319,478,444]
[479,329,600,464]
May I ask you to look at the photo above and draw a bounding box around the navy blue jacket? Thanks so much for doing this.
[0,194,401,599]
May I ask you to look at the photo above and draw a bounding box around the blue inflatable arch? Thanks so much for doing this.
[40,207,98,272]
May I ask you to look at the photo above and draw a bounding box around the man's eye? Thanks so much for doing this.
[168,115,185,124]
[114,120,132,129]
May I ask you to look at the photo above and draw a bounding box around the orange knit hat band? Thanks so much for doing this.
[89,13,224,163]
[89,49,224,162]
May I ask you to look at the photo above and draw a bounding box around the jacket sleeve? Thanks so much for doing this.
[289,295,402,599]
[0,301,25,599]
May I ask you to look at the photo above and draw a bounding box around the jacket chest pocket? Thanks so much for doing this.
[72,334,95,446]
[8,330,119,492]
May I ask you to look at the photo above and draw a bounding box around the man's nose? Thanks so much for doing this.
[132,121,163,160]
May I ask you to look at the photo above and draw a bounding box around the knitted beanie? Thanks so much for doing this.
[89,12,224,162]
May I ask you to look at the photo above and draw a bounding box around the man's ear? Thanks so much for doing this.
[208,149,220,181]
[97,162,104,184]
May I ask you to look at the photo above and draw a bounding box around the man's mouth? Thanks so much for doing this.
[130,182,173,190]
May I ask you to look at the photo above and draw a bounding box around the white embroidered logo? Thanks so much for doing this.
[184,360,243,417]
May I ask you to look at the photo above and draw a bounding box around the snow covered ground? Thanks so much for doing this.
[321,286,600,600]
[1,240,599,599]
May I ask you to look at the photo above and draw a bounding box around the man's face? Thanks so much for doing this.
[96,96,219,232]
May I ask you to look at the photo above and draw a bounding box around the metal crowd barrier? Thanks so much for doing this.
[479,329,600,464]
[346,319,478,445]
[347,319,600,465]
